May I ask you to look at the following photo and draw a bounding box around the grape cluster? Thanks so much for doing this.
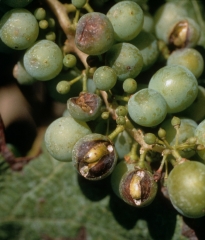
[2,0,205,222]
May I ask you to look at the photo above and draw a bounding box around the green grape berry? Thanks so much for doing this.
[71,0,87,8]
[195,119,205,161]
[144,133,157,145]
[167,48,204,79]
[128,88,167,127]
[93,66,117,91]
[129,30,159,71]
[75,12,115,55]
[107,1,144,42]
[180,86,205,122]
[116,116,126,125]
[39,19,49,29]
[56,81,71,94]
[44,116,91,162]
[23,40,63,81]
[0,8,39,50]
[123,78,137,94]
[167,161,205,218]
[105,42,143,81]
[148,65,198,113]
[63,54,77,68]
[34,8,46,20]
[45,31,56,42]
[115,106,128,117]
[13,60,36,85]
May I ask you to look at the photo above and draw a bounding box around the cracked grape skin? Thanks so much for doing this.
[105,42,143,81]
[167,161,205,218]
[128,88,167,127]
[23,40,63,81]
[44,116,91,162]
[0,8,39,50]
[148,65,198,113]
[107,1,144,42]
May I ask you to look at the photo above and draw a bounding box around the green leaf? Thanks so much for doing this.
[0,145,188,240]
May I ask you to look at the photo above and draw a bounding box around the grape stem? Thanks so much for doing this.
[100,91,117,120]
[124,117,166,153]
[43,0,88,68]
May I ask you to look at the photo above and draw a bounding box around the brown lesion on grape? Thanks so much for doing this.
[121,169,154,207]
[76,140,115,179]
[169,21,188,48]
[72,92,98,113]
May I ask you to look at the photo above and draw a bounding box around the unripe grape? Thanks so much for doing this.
[144,133,157,145]
[107,1,144,41]
[123,78,137,94]
[115,106,128,117]
[93,66,117,91]
[105,42,143,81]
[128,88,167,127]
[71,0,87,9]
[195,119,205,161]
[56,81,71,94]
[63,54,77,68]
[148,65,198,113]
[75,12,114,55]
[167,161,205,218]
[44,116,91,162]
[167,48,204,79]
[45,31,56,42]
[23,40,63,81]
[129,30,159,71]
[180,86,205,123]
[13,60,36,85]
[39,20,49,29]
[114,131,132,160]
[0,8,39,50]
[34,8,46,20]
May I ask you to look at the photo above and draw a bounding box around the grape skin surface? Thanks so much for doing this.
[44,116,91,162]
[23,40,63,81]
[75,12,114,55]
[180,86,205,122]
[167,48,204,79]
[107,1,144,41]
[105,42,143,81]
[129,30,159,71]
[167,161,205,218]
[128,88,167,127]
[0,8,39,50]
[148,65,198,113]
[93,66,117,91]
[195,119,205,160]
